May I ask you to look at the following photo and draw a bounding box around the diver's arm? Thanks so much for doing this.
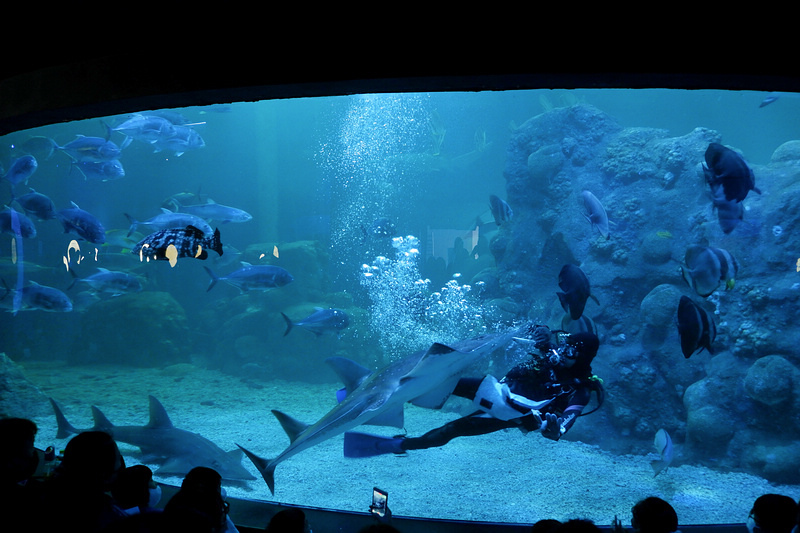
[541,387,591,441]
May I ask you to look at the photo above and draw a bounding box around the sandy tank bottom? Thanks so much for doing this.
[19,361,800,526]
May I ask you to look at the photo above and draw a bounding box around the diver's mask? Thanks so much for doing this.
[549,342,579,368]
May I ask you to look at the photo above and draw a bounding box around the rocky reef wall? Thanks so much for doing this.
[488,103,800,483]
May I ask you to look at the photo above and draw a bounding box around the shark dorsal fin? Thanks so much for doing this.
[147,396,174,429]
[50,398,80,439]
[91,405,114,431]
[271,410,309,444]
[326,356,372,396]
[400,342,458,385]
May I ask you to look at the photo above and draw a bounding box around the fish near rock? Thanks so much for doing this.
[133,226,222,262]
[580,190,609,239]
[680,245,738,297]
[703,143,761,203]
[709,184,744,234]
[489,195,513,226]
[557,264,599,321]
[651,428,673,476]
[282,308,350,337]
[676,295,716,358]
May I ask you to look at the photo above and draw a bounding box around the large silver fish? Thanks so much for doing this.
[238,330,517,494]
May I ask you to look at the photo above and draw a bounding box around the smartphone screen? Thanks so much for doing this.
[370,487,388,517]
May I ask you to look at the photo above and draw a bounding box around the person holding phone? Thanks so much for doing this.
[344,325,605,456]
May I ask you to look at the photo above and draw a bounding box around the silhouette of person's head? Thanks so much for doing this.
[632,497,678,533]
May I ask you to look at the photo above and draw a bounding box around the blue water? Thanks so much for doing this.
[3,87,800,526]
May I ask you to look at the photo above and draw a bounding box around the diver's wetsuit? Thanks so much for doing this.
[400,330,598,451]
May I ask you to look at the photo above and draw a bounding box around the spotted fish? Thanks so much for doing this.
[132,226,222,262]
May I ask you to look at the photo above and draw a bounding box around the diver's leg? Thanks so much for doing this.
[452,376,483,400]
[401,414,517,451]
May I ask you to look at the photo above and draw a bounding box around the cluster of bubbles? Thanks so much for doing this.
[315,94,431,266]
[360,235,488,361]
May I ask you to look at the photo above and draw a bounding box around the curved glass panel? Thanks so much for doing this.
[3,88,800,527]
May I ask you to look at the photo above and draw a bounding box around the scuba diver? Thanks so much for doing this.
[343,325,605,456]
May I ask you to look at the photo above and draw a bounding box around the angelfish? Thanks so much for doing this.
[651,428,673,476]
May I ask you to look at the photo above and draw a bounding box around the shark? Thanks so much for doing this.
[237,329,517,494]
[49,395,256,482]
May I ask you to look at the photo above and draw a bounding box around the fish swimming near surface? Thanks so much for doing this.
[57,202,106,244]
[282,308,350,337]
[178,201,252,224]
[489,195,513,226]
[0,281,73,312]
[49,396,256,482]
[676,295,716,359]
[651,428,673,476]
[57,135,123,162]
[125,209,213,238]
[110,114,177,145]
[14,188,56,221]
[680,245,738,297]
[580,190,609,239]
[0,207,37,238]
[556,264,599,321]
[236,330,516,494]
[67,267,143,296]
[133,226,223,262]
[759,94,780,108]
[152,125,205,156]
[703,143,761,203]
[2,155,38,186]
[204,263,293,292]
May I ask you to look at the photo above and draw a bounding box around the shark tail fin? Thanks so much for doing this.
[271,410,309,444]
[49,398,80,439]
[236,444,276,494]
[280,312,294,336]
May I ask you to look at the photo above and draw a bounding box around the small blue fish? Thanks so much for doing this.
[651,428,673,476]
[2,155,38,186]
[281,308,350,337]
[489,194,513,226]
[57,202,106,244]
[204,263,293,292]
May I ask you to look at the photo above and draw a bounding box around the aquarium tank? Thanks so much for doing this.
[2,70,800,529]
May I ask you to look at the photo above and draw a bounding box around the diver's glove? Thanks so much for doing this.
[540,412,565,441]
[532,325,553,351]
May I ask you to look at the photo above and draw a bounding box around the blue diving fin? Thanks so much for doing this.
[343,432,405,458]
